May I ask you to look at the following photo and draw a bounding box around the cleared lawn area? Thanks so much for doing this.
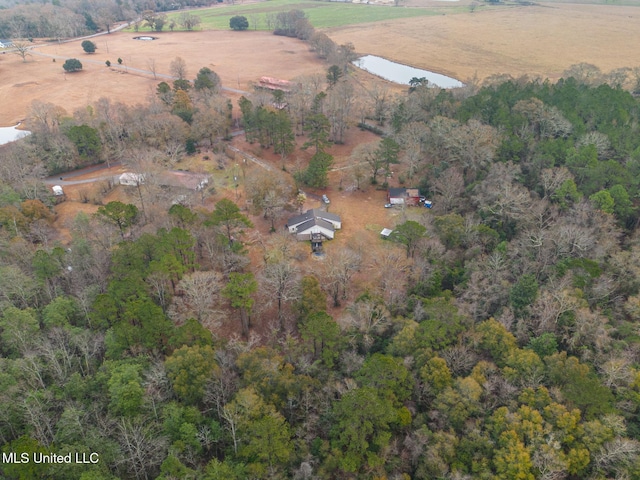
[165,0,465,31]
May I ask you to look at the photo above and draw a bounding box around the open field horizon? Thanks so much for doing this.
[326,2,640,82]
[163,0,469,31]
[2,1,640,125]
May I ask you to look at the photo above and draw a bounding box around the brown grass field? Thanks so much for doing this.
[2,2,640,126]
[327,2,640,83]
[0,30,326,126]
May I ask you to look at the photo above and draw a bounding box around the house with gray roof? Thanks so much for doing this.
[286,209,341,241]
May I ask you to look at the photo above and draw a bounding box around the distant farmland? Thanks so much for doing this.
[165,0,466,31]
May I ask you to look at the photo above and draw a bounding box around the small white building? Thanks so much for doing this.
[286,209,341,241]
[119,173,145,186]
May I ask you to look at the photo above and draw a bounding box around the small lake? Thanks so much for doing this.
[0,124,31,146]
[353,55,464,89]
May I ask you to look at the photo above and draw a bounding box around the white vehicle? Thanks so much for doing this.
[52,185,64,196]
[196,178,209,191]
[322,194,330,204]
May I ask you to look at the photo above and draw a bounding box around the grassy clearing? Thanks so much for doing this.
[165,0,461,31]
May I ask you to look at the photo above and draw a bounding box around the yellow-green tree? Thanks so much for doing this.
[493,430,535,480]
[420,356,453,396]
[476,318,518,365]
[225,387,293,477]
[236,346,303,409]
[165,344,218,405]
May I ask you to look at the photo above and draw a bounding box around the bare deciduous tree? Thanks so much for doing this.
[146,58,157,80]
[169,56,188,80]
[197,226,250,274]
[562,307,611,357]
[146,271,172,312]
[532,445,568,480]
[23,390,55,446]
[322,247,362,307]
[261,259,300,330]
[441,345,478,377]
[349,142,379,185]
[325,79,354,144]
[595,437,640,476]
[367,84,390,126]
[472,162,532,225]
[562,62,602,86]
[575,131,611,159]
[514,98,573,140]
[92,97,130,163]
[599,356,634,390]
[398,121,429,178]
[13,41,31,62]
[143,360,172,419]
[246,171,293,231]
[540,167,572,200]
[288,74,325,134]
[371,247,412,311]
[27,100,67,135]
[345,295,389,351]
[432,167,464,213]
[171,271,223,329]
[116,418,168,480]
[221,402,241,455]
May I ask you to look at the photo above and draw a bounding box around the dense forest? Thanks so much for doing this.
[4,20,640,476]
[0,0,213,39]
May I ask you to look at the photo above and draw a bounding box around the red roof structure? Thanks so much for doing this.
[258,76,293,92]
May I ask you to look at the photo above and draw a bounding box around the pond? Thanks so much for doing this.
[353,55,464,89]
[0,124,31,146]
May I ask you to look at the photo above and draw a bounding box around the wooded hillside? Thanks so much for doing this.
[3,63,640,479]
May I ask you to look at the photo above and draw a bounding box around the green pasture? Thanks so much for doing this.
[164,0,464,31]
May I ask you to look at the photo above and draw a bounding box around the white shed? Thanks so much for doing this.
[119,173,145,186]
